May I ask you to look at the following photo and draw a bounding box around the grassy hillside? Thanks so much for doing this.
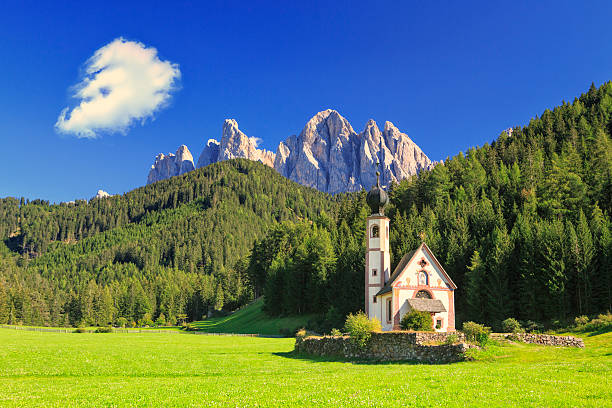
[0,328,609,407]
[191,298,313,335]
[0,159,339,326]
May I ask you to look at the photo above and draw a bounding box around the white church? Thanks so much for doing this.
[364,172,457,332]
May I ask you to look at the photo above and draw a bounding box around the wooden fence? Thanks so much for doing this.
[0,325,283,338]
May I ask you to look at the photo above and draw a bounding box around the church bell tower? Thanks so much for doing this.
[365,168,390,322]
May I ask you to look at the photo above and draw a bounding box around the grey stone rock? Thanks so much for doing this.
[277,110,435,193]
[196,139,220,169]
[146,110,435,191]
[147,145,195,184]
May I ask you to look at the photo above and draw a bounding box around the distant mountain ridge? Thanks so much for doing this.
[147,110,435,193]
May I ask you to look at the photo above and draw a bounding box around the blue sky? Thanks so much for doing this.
[1,1,611,202]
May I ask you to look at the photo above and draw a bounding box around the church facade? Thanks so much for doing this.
[364,172,456,332]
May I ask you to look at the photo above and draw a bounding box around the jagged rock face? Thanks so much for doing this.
[147,110,434,192]
[196,139,220,169]
[147,145,195,184]
[194,120,275,171]
[275,110,434,193]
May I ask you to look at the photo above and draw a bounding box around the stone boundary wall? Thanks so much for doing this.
[491,333,584,348]
[294,331,471,363]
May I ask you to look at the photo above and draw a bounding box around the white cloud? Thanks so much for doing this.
[249,136,263,147]
[56,38,180,138]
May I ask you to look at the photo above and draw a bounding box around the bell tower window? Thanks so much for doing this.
[371,225,379,238]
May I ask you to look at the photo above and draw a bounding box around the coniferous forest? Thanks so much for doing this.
[0,82,610,331]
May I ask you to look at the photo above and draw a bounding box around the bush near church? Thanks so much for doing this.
[400,310,434,332]
[501,318,524,334]
[462,321,490,347]
[344,311,381,347]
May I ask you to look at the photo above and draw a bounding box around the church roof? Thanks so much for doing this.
[406,298,447,313]
[375,243,457,296]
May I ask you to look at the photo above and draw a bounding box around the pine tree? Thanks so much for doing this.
[465,250,485,322]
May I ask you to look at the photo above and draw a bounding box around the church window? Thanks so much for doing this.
[373,296,377,303]
[372,269,377,276]
[415,290,432,299]
[387,298,392,323]
[371,225,379,238]
[418,271,429,286]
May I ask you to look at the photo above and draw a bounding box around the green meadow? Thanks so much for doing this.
[0,328,610,407]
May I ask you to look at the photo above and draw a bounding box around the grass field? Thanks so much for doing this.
[191,298,313,335]
[0,328,610,407]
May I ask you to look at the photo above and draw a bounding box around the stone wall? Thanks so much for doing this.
[491,333,584,348]
[294,331,471,363]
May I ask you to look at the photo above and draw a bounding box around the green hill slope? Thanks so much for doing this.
[0,159,338,327]
[191,298,312,335]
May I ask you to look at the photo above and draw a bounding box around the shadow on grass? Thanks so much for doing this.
[273,351,460,365]
[585,326,612,336]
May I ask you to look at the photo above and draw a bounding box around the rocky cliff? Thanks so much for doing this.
[274,109,434,193]
[147,145,195,184]
[147,110,435,192]
[196,119,275,169]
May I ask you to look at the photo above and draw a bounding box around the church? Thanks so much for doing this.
[364,171,456,332]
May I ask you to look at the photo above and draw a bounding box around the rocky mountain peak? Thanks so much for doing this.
[147,110,435,192]
[147,145,195,184]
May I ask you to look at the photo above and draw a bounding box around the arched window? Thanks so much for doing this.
[371,225,379,238]
[418,271,429,286]
[415,290,432,299]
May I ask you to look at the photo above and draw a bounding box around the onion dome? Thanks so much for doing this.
[366,170,388,215]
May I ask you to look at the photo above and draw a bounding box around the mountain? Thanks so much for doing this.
[274,109,434,193]
[2,83,610,331]
[147,110,435,192]
[0,159,338,326]
[147,145,196,184]
[195,119,275,169]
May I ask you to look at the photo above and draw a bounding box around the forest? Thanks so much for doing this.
[0,82,610,331]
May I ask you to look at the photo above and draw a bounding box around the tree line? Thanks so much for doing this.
[0,82,611,330]
[252,82,611,331]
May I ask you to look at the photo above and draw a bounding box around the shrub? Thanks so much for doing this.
[330,328,343,337]
[74,327,88,333]
[444,333,459,345]
[574,315,589,327]
[583,312,612,332]
[344,311,381,348]
[155,313,166,327]
[116,317,128,328]
[524,320,544,333]
[501,318,524,334]
[139,313,155,327]
[400,310,434,331]
[95,327,113,333]
[462,321,491,347]
[295,328,307,338]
